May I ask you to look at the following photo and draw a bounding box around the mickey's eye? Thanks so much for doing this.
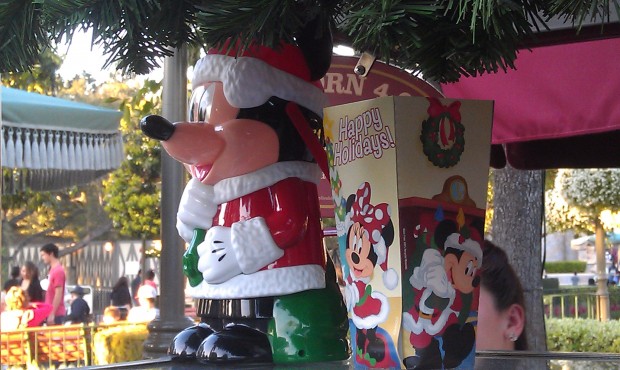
[188,84,216,122]
[465,261,474,276]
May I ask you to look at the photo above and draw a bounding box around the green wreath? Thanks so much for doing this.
[420,114,465,168]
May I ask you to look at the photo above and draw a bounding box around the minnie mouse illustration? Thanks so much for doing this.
[343,182,398,366]
[140,21,349,365]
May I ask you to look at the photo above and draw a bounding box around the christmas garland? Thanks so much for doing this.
[420,99,465,168]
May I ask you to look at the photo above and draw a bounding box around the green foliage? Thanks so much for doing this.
[92,324,148,364]
[102,80,163,239]
[2,1,618,82]
[560,169,620,214]
[546,169,620,234]
[545,260,587,273]
[0,49,63,94]
[546,318,620,353]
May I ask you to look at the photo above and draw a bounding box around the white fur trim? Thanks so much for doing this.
[383,268,399,290]
[188,264,326,299]
[213,161,321,203]
[192,54,327,116]
[351,290,389,329]
[231,217,283,273]
[373,238,387,266]
[177,162,320,242]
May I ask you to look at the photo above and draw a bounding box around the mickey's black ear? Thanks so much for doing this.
[434,219,458,250]
[295,16,333,81]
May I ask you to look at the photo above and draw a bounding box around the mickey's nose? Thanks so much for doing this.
[140,115,175,141]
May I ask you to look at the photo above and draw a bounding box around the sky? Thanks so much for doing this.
[57,30,163,83]
[56,30,355,84]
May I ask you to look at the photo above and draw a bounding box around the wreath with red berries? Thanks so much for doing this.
[420,98,465,168]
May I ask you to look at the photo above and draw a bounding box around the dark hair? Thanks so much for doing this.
[40,243,59,258]
[23,261,45,302]
[114,276,129,289]
[10,266,20,278]
[145,269,155,280]
[480,240,528,350]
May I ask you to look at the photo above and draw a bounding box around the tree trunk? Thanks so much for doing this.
[595,218,610,321]
[491,165,547,352]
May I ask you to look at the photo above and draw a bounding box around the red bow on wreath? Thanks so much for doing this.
[351,182,390,244]
[427,97,462,148]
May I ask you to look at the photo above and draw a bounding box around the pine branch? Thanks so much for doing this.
[1,0,618,82]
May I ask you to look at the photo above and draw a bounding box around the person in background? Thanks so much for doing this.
[21,261,45,302]
[1,286,52,330]
[476,240,527,351]
[571,272,580,286]
[64,285,91,325]
[110,276,132,310]
[40,243,66,325]
[127,285,159,323]
[143,269,157,289]
[102,305,122,324]
[131,269,142,306]
[3,266,21,292]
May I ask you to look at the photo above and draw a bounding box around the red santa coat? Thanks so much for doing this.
[346,277,390,330]
[405,288,462,348]
[185,162,327,299]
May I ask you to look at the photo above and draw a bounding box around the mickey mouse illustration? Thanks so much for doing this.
[343,182,398,366]
[140,22,349,364]
[402,219,480,369]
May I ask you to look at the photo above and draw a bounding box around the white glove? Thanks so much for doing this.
[197,226,242,284]
[177,179,217,242]
[410,249,451,298]
[402,311,415,332]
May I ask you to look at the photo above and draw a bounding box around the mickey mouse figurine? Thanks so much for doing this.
[343,182,398,367]
[140,25,349,364]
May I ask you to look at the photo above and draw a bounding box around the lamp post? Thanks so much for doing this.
[595,218,610,321]
[142,45,194,358]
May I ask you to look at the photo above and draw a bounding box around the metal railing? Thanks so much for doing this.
[0,321,144,369]
[543,291,598,319]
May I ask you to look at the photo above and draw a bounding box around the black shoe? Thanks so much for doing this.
[168,323,214,359]
[403,339,443,370]
[442,323,475,369]
[366,328,386,363]
[196,324,273,364]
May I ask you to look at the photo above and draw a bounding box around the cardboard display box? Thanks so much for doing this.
[324,96,493,369]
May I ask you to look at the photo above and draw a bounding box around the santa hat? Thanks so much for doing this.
[374,237,399,290]
[444,233,483,268]
[192,41,326,117]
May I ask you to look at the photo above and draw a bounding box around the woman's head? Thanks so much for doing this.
[476,240,527,351]
[21,261,39,281]
[5,286,28,310]
[114,276,129,289]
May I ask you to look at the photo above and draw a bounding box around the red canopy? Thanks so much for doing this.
[442,37,620,169]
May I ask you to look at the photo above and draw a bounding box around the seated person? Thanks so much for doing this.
[476,240,527,351]
[102,305,122,324]
[127,285,159,323]
[64,286,91,325]
[1,286,52,330]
